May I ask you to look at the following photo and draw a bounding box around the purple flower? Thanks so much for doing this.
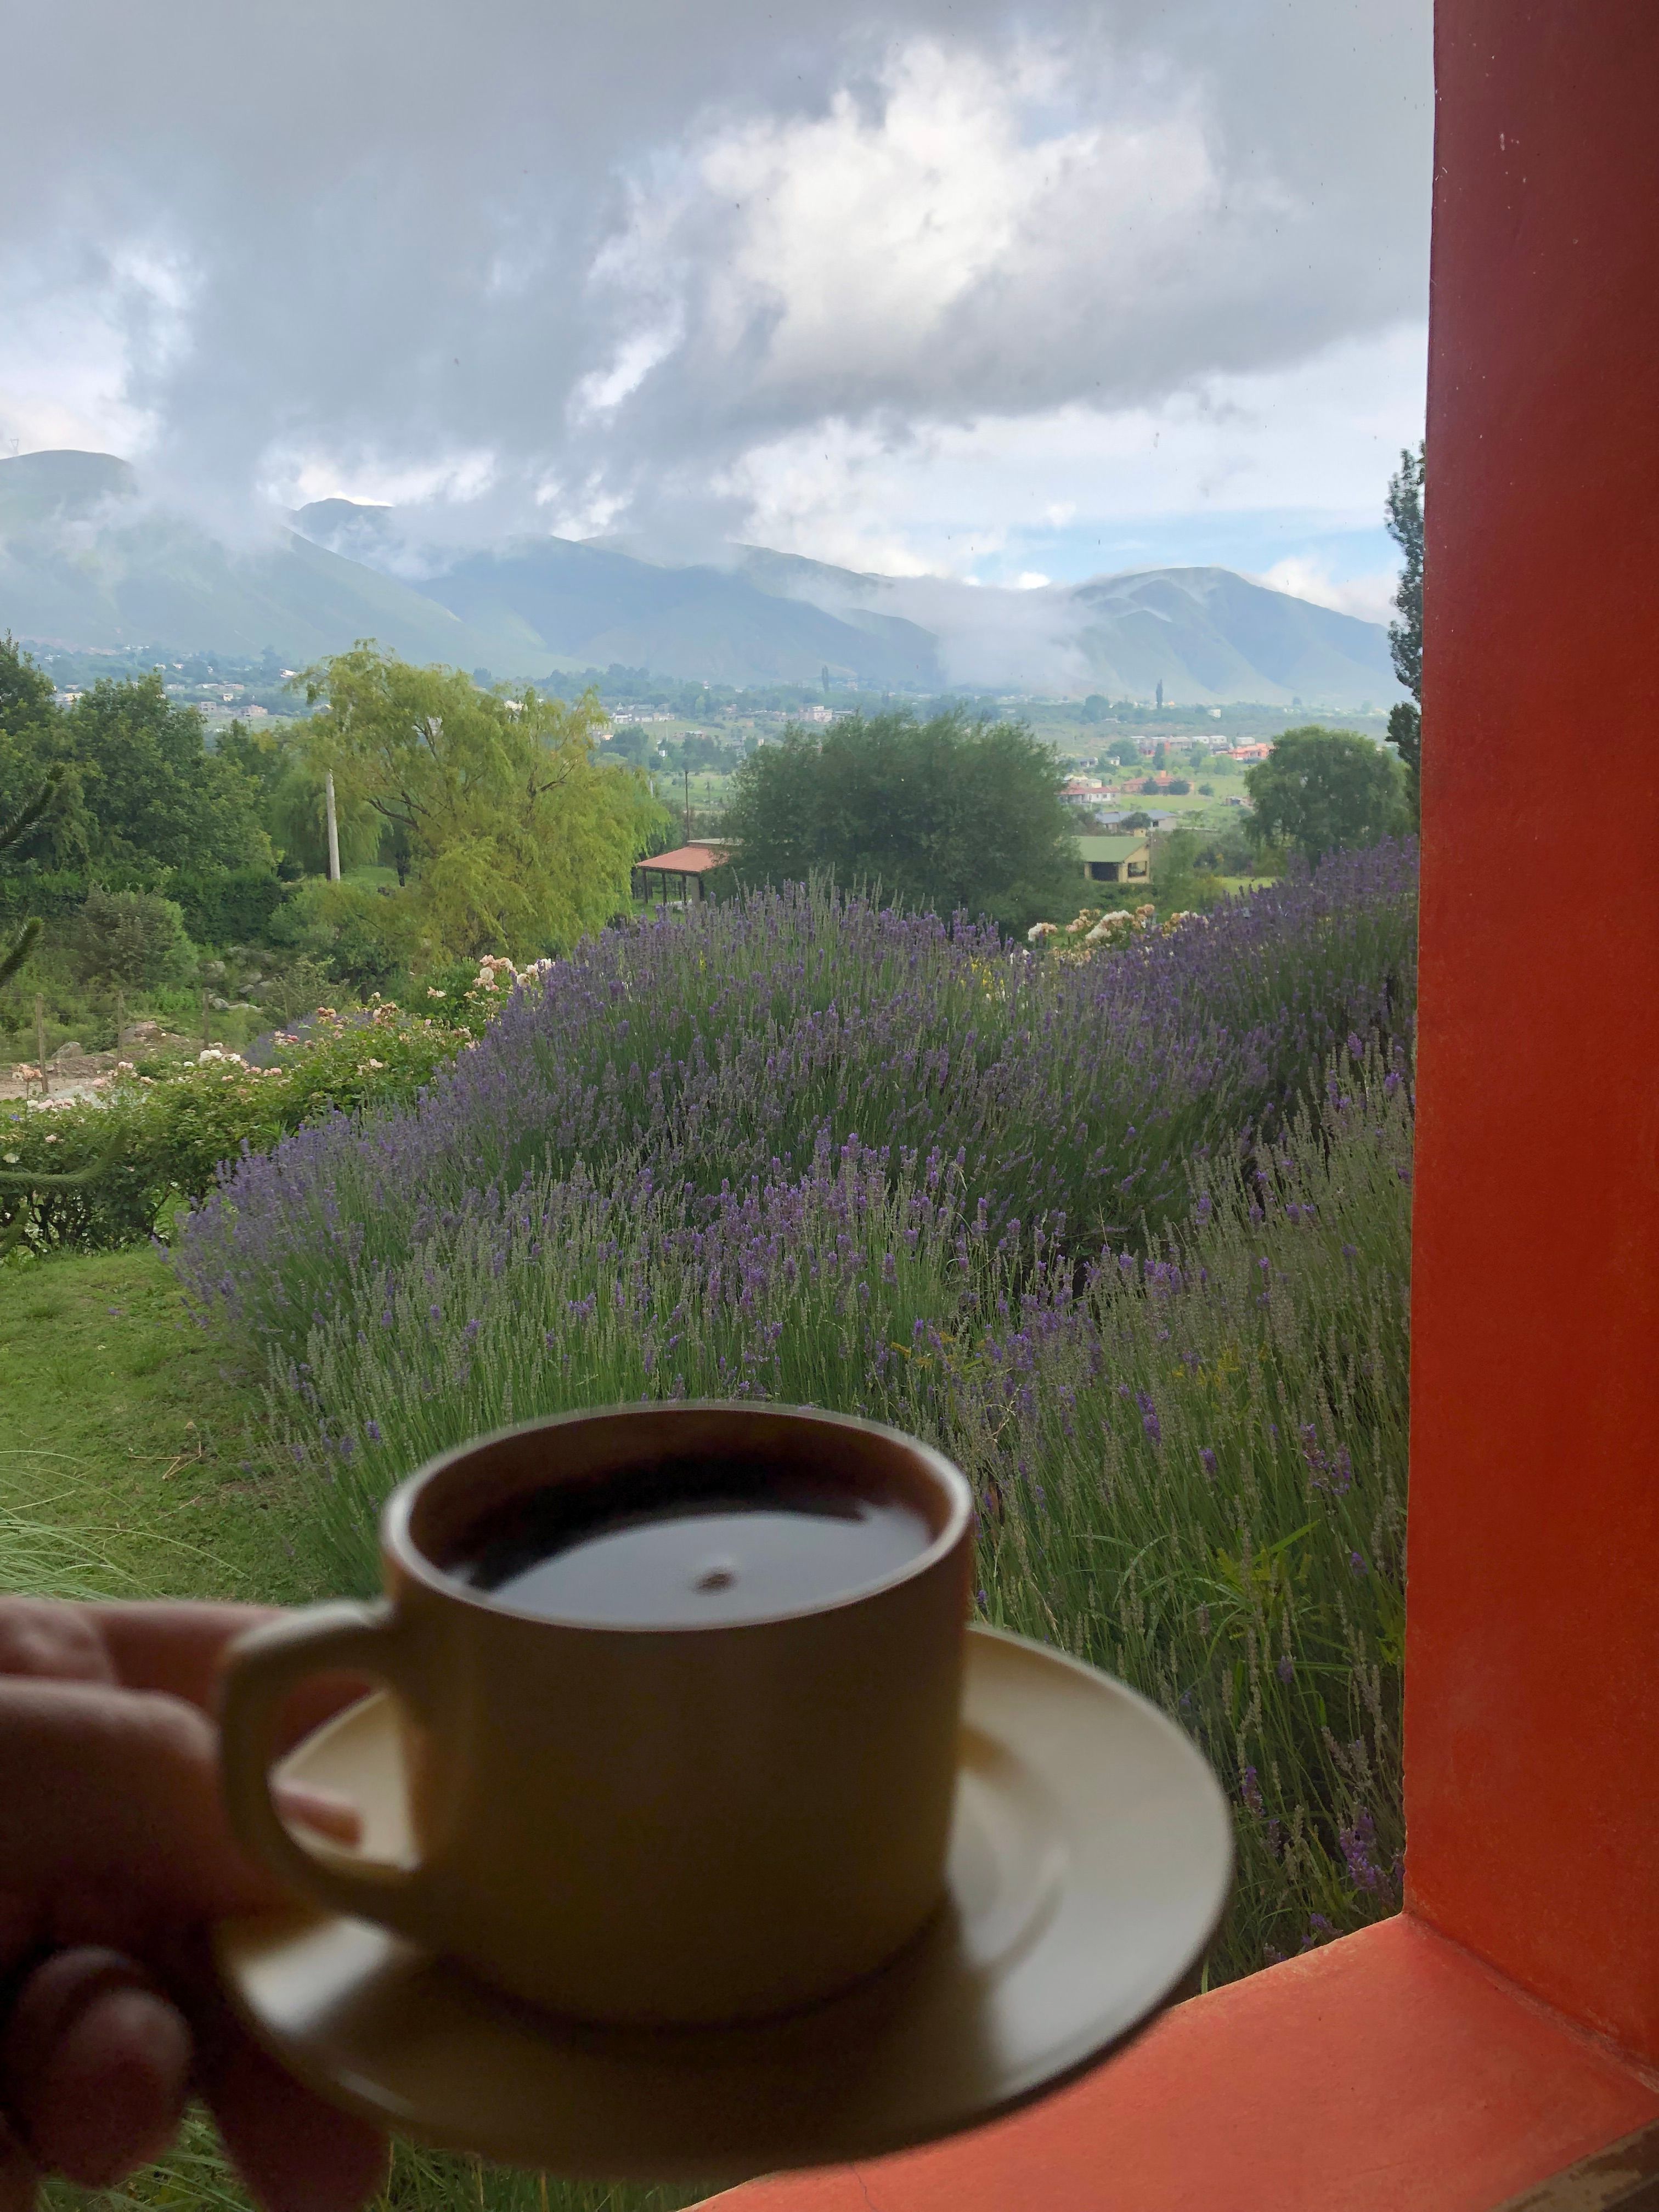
[1339,1809,1386,1892]
[1199,1446,1218,1479]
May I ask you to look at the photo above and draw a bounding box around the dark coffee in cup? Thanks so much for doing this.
[442,1457,934,1627]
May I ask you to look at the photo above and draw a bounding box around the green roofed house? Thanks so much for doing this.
[1075,834,1152,887]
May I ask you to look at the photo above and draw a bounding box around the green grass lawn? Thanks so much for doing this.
[0,1244,276,1604]
[1,1246,710,2212]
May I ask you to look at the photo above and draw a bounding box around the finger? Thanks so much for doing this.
[275,1783,363,1846]
[0,1681,280,1921]
[1,1949,190,2190]
[83,1604,376,1747]
[193,2000,388,2212]
[0,1599,117,1685]
[79,1604,278,1712]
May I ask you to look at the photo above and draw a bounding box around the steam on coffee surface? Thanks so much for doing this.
[445,1461,932,1627]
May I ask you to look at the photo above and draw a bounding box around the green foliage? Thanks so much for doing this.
[1245,729,1407,865]
[266,878,424,993]
[1384,445,1425,706]
[0,639,65,989]
[60,673,275,873]
[723,708,1079,934]
[71,888,199,992]
[267,753,385,876]
[0,633,57,741]
[1385,445,1425,816]
[300,646,667,958]
[0,997,485,1253]
[167,865,293,948]
[1147,827,1217,915]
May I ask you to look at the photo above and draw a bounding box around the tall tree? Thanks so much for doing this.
[0,639,122,1254]
[1245,726,1408,864]
[1385,444,1424,815]
[4,671,275,876]
[723,709,1079,933]
[299,646,665,956]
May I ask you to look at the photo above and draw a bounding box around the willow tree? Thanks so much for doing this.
[297,646,667,957]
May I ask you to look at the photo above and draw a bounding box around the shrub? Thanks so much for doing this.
[255,1137,968,1599]
[70,887,199,991]
[0,1000,482,1254]
[267,879,424,993]
[175,844,1419,1357]
[169,865,291,947]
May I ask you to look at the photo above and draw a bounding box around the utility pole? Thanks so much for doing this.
[684,766,692,843]
[34,994,47,1099]
[324,770,341,882]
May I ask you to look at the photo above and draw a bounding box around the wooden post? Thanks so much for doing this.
[684,766,692,843]
[325,770,341,883]
[115,986,125,1051]
[201,986,210,1050]
[33,992,47,1099]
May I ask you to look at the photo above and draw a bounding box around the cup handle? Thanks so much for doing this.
[218,1600,439,1940]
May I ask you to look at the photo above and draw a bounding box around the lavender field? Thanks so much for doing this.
[179,843,1418,1982]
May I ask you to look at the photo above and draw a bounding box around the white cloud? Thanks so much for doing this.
[721,324,1426,581]
[689,40,1214,398]
[0,0,1431,580]
[1257,556,1400,628]
[571,320,684,419]
[266,447,500,511]
[0,237,194,459]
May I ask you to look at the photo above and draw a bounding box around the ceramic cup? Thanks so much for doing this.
[218,1403,974,2027]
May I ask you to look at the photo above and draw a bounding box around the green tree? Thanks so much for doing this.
[0,640,123,1255]
[0,639,65,983]
[299,646,665,958]
[1245,727,1408,865]
[723,709,1079,934]
[1385,444,1424,815]
[61,674,273,873]
[267,753,383,877]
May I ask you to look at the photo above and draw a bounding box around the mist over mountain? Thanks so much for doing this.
[1,451,1402,705]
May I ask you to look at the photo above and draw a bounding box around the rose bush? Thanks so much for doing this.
[0,974,535,1254]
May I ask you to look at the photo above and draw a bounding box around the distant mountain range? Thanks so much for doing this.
[0,450,1402,706]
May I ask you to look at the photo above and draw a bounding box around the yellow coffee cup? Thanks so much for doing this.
[218,1403,974,2026]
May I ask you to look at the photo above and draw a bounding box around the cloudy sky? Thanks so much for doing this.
[0,0,1431,617]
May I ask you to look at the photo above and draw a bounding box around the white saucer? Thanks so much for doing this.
[216,1626,1231,2182]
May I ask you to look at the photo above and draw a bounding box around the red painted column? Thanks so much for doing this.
[1406,0,1659,2061]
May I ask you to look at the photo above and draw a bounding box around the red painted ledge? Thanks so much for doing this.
[696,1917,1659,2212]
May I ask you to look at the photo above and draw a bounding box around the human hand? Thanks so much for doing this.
[0,1597,388,2210]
